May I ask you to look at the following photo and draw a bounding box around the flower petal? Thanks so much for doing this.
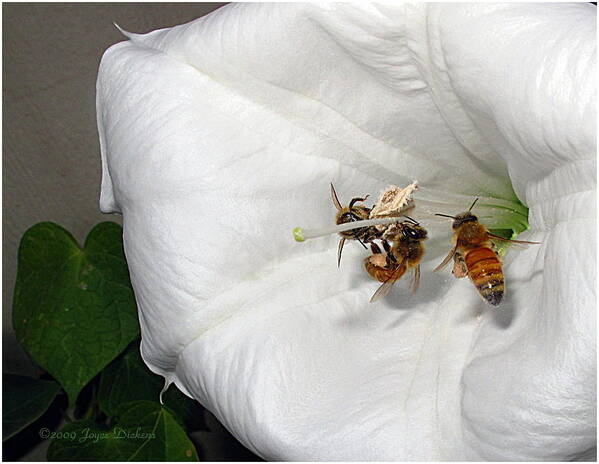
[107,4,529,226]
[97,3,596,460]
[414,4,596,459]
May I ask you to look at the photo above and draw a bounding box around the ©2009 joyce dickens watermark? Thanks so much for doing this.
[39,427,155,443]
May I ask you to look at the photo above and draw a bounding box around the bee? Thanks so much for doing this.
[364,218,428,302]
[434,198,539,306]
[331,183,382,266]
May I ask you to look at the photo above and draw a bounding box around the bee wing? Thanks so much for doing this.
[488,232,541,250]
[337,237,346,267]
[330,182,342,211]
[433,244,458,272]
[410,265,421,294]
[369,258,406,303]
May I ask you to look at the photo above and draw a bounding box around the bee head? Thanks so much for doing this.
[435,198,480,229]
[402,223,428,240]
[452,212,478,229]
[339,211,353,223]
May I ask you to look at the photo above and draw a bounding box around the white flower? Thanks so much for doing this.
[97,3,596,460]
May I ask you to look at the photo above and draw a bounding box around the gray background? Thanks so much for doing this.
[3,2,226,375]
[3,4,239,461]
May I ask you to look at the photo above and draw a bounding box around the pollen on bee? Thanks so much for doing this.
[369,181,418,232]
[368,253,387,267]
[292,181,419,243]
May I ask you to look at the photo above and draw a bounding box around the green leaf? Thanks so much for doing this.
[47,401,198,461]
[2,374,61,441]
[13,222,139,405]
[98,343,204,431]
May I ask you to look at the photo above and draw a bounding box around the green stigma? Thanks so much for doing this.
[293,227,305,242]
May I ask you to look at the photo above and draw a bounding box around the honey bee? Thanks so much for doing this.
[364,218,428,302]
[434,198,539,306]
[331,183,382,266]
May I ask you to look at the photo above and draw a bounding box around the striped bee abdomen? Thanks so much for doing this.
[364,257,407,283]
[464,247,504,306]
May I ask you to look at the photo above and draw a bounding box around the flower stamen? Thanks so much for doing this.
[293,216,408,242]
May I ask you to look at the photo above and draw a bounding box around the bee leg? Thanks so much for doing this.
[337,238,346,268]
[385,242,399,267]
[403,215,419,225]
[382,239,392,255]
[370,243,382,254]
[451,252,468,278]
[356,237,368,249]
[348,195,370,208]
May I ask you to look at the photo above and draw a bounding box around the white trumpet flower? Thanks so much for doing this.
[97,3,596,460]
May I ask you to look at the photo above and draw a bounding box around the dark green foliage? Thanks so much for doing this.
[2,374,61,441]
[98,343,206,431]
[7,221,258,461]
[46,401,198,461]
[13,222,139,405]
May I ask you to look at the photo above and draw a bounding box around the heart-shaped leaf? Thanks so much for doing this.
[2,374,61,441]
[46,401,198,461]
[98,343,205,430]
[12,222,139,405]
